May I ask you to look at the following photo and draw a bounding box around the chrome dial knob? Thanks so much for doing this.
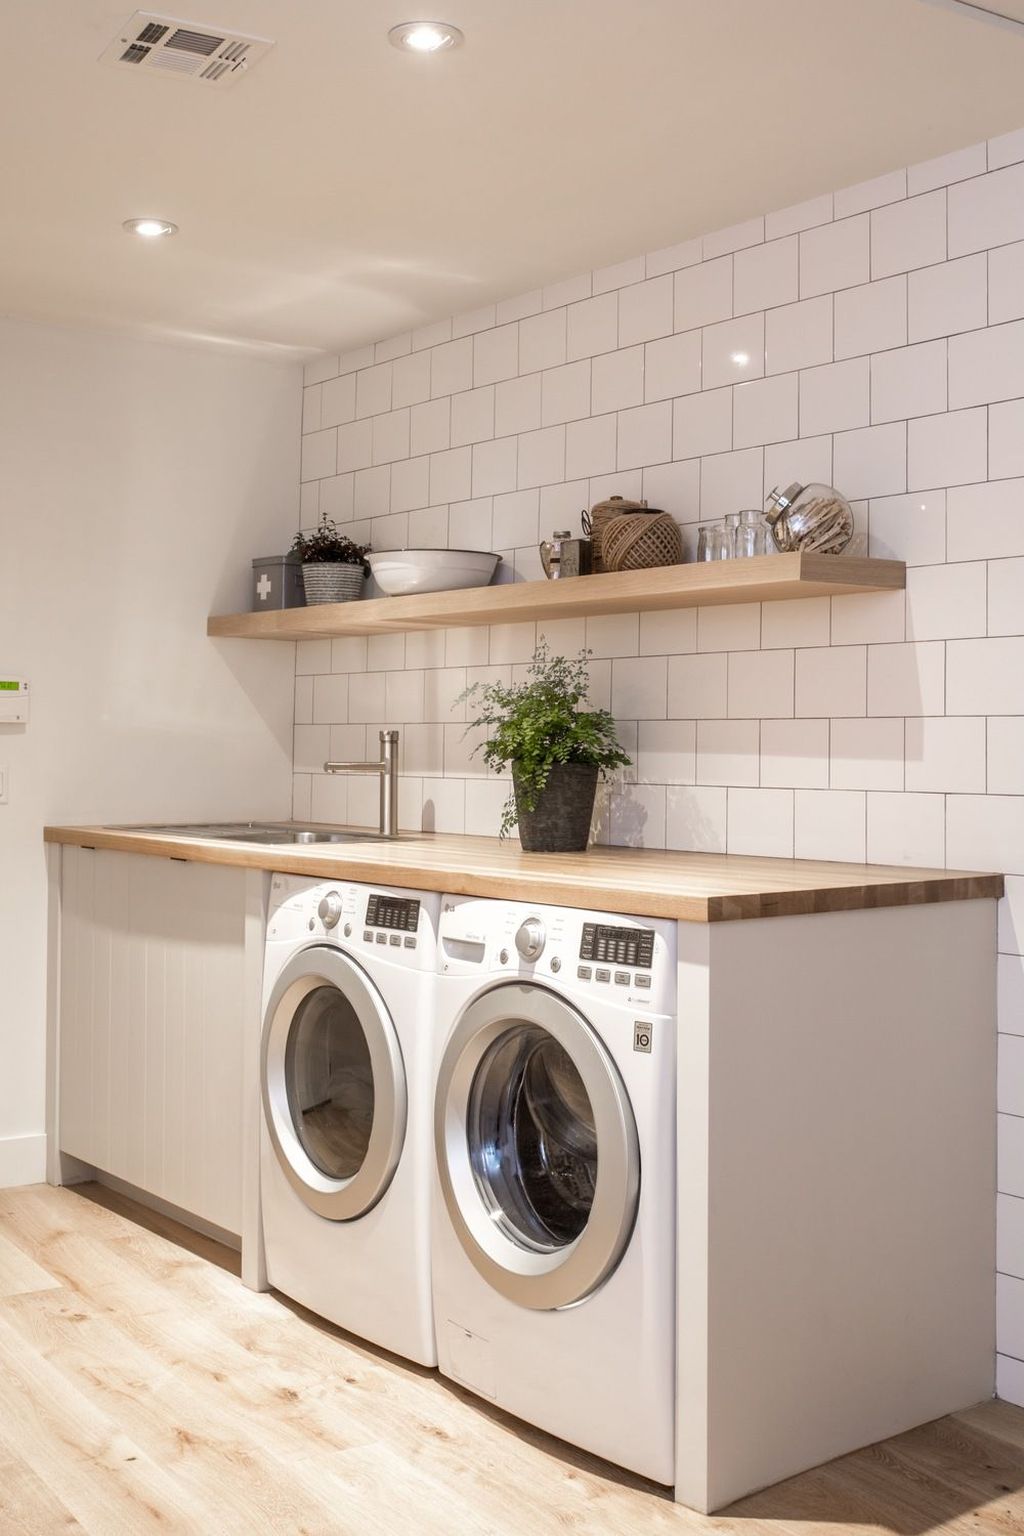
[514,916,546,961]
[318,891,343,929]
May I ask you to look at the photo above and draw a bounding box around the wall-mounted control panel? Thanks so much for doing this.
[0,679,29,724]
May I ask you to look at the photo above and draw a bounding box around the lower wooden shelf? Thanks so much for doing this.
[207,552,906,640]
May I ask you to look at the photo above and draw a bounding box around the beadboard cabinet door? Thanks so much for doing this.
[58,846,249,1236]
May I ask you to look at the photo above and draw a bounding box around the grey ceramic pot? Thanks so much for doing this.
[301,562,365,604]
[513,762,599,853]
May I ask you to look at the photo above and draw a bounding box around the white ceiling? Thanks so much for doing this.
[3,0,1024,359]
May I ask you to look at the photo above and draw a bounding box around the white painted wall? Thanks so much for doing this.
[293,123,1024,1399]
[0,318,300,1186]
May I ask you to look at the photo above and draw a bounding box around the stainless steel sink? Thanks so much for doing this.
[110,822,418,845]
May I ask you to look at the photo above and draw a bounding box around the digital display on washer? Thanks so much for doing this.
[365,893,420,933]
[579,922,654,969]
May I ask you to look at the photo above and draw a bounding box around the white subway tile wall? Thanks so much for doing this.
[297,130,1024,1397]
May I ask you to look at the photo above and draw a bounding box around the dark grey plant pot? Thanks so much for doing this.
[513,762,599,853]
[301,562,365,605]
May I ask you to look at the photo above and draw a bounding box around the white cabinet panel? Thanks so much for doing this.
[59,848,249,1236]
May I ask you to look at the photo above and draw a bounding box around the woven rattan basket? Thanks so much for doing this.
[601,510,683,572]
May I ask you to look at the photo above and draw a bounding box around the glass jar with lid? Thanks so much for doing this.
[765,481,854,554]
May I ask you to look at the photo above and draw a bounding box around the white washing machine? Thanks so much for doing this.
[432,895,677,1484]
[260,874,440,1365]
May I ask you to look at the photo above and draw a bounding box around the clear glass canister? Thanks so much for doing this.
[765,481,854,554]
[697,522,729,560]
[722,511,741,558]
[736,508,768,557]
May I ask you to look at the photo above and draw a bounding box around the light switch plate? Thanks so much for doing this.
[0,767,7,804]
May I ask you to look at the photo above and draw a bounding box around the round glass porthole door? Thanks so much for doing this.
[262,947,407,1221]
[435,982,639,1310]
[470,1025,597,1249]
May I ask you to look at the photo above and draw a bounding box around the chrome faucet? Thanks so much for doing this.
[324,729,400,838]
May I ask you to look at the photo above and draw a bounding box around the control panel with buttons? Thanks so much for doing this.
[363,892,419,950]
[580,922,655,969]
[436,895,674,1013]
[366,893,420,933]
[266,878,436,972]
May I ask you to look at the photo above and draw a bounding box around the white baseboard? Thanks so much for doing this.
[997,1353,1024,1407]
[0,1133,47,1188]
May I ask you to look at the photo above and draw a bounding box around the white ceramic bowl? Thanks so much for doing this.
[367,548,500,596]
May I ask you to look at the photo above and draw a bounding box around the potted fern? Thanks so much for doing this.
[290,514,371,605]
[462,643,630,852]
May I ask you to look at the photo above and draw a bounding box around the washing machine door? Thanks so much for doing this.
[435,981,639,1310]
[262,946,407,1221]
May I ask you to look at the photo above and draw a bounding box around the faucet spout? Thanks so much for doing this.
[324,729,399,837]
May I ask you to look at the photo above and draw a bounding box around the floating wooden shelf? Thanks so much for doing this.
[207,553,906,640]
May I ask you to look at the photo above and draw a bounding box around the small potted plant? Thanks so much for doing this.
[462,643,630,852]
[290,514,371,605]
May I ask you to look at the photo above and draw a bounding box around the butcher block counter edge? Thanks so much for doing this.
[43,825,1003,924]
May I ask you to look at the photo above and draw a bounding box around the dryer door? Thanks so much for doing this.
[435,982,639,1310]
[262,946,407,1221]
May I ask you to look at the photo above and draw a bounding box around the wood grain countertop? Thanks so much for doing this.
[43,824,1003,923]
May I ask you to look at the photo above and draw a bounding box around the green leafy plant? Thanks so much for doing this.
[290,514,370,568]
[461,642,631,839]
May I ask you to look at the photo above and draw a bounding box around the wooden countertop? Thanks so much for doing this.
[43,824,1003,923]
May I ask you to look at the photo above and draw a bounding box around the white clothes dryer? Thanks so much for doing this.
[432,895,677,1484]
[260,874,440,1365]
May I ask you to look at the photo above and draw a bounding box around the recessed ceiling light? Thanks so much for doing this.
[123,218,178,239]
[388,20,463,53]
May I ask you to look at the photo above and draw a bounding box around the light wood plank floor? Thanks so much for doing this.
[0,1183,1020,1536]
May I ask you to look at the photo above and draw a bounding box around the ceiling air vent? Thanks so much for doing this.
[99,11,273,86]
